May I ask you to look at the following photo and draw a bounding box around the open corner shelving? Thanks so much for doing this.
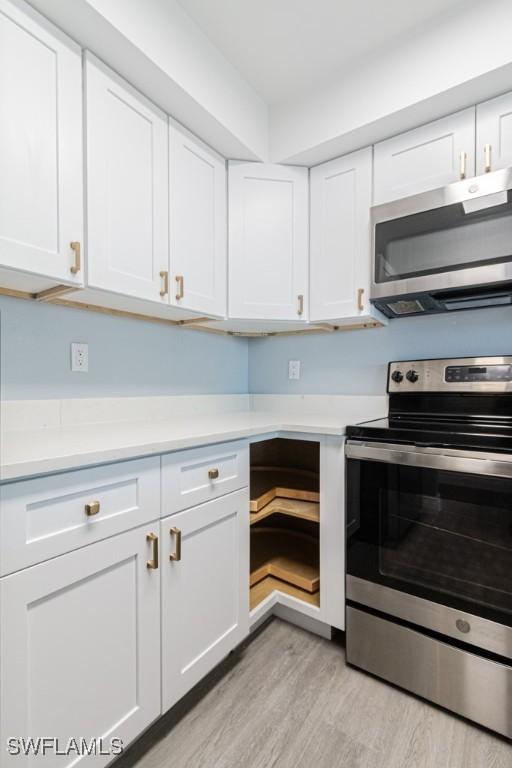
[249,441,320,612]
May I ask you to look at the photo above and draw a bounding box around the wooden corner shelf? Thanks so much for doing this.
[250,576,320,611]
[250,497,319,526]
[250,528,319,594]
[250,467,319,512]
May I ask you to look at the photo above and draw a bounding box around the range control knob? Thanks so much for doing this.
[391,370,403,383]
[406,369,419,383]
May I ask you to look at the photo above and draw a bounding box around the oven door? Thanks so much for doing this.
[371,168,512,307]
[346,441,512,656]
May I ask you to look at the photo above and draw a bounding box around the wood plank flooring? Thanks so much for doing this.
[118,619,511,768]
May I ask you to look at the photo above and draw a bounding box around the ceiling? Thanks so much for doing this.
[177,0,470,105]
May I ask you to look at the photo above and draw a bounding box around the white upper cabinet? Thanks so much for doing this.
[310,147,373,323]
[0,0,83,283]
[85,54,169,303]
[169,122,227,317]
[476,91,512,174]
[228,162,309,321]
[373,108,476,204]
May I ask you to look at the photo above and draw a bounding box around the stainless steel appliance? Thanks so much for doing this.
[345,357,512,738]
[371,168,512,317]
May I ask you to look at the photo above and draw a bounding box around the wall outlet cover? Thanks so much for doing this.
[288,360,301,380]
[71,342,89,373]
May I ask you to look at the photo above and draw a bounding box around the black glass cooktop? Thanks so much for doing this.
[347,417,512,453]
[347,392,512,453]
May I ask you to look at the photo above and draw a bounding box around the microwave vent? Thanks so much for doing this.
[387,299,425,315]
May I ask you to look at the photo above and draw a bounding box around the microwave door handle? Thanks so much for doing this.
[345,441,512,479]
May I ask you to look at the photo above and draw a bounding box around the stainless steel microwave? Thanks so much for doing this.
[370,167,512,317]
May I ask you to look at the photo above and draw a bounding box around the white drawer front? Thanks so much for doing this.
[162,441,249,515]
[0,457,160,575]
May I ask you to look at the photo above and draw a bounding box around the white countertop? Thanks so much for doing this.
[1,395,387,481]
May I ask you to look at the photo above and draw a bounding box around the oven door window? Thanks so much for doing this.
[374,192,512,284]
[347,458,512,627]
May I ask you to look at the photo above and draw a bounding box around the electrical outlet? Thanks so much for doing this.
[288,360,301,380]
[71,342,88,373]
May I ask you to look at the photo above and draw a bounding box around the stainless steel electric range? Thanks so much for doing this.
[345,356,512,739]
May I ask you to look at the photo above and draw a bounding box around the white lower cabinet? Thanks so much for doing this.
[0,449,251,763]
[0,524,161,767]
[161,489,250,712]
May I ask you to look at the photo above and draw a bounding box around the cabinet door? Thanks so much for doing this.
[1,524,161,767]
[169,122,227,317]
[310,148,372,322]
[0,0,83,283]
[476,91,512,174]
[228,162,308,320]
[86,54,169,303]
[161,489,249,712]
[373,109,476,204]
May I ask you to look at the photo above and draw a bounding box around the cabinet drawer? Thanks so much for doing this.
[162,441,249,514]
[0,457,160,575]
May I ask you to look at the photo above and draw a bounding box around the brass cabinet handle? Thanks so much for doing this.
[170,527,182,561]
[85,501,100,516]
[208,468,219,480]
[459,151,467,180]
[357,288,365,312]
[146,532,159,569]
[484,143,492,173]
[159,270,169,297]
[297,294,304,316]
[175,275,184,300]
[70,241,81,274]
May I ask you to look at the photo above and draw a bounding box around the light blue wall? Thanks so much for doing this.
[248,306,512,395]
[0,297,248,399]
[4,297,511,400]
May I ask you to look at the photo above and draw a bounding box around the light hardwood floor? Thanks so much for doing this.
[118,619,511,768]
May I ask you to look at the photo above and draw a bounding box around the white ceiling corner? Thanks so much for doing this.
[176,0,470,106]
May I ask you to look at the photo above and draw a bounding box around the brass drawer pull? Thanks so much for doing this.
[357,288,364,312]
[175,275,184,300]
[484,143,492,173]
[459,151,467,180]
[170,527,182,561]
[208,468,219,480]
[85,501,100,516]
[146,532,159,569]
[70,241,81,274]
[297,294,304,316]
[159,270,169,297]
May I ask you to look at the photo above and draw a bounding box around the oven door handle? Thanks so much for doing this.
[346,440,512,478]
